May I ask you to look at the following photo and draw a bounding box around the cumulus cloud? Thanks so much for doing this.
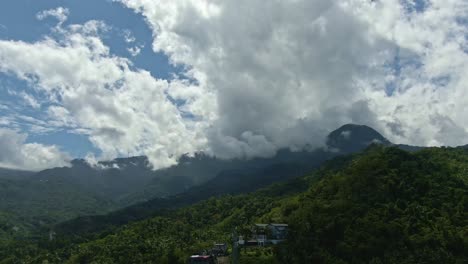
[344,0,468,146]
[119,0,468,152]
[0,18,205,169]
[1,1,467,169]
[118,0,392,157]
[0,128,70,171]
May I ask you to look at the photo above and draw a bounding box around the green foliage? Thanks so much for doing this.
[1,146,467,264]
[283,147,468,263]
[0,177,115,236]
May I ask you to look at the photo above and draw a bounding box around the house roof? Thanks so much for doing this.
[270,223,288,227]
[255,223,288,228]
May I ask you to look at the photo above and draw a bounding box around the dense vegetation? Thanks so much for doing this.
[1,146,466,263]
[283,147,468,263]
[0,177,116,242]
[0,124,387,243]
[0,145,340,240]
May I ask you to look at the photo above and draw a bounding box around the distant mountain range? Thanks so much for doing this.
[0,168,34,180]
[0,124,431,236]
[51,124,428,236]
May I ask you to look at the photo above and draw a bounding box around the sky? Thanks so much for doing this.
[0,0,466,171]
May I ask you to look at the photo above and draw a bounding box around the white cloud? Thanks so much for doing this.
[0,128,70,171]
[341,131,352,140]
[123,30,144,57]
[123,29,136,43]
[46,105,76,128]
[20,91,40,109]
[36,7,70,26]
[127,45,143,57]
[0,19,205,169]
[1,1,467,169]
[118,0,390,158]
[347,0,468,146]
[119,0,468,151]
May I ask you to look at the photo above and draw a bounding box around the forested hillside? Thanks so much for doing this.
[1,146,466,263]
[0,124,392,242]
[0,177,116,240]
[283,147,468,263]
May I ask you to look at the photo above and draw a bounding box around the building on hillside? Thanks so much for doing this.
[249,223,288,246]
[268,223,288,244]
[212,243,228,256]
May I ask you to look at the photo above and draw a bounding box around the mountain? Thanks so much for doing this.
[53,148,333,236]
[281,146,468,263]
[53,124,394,237]
[34,157,156,203]
[94,123,398,205]
[3,146,466,263]
[327,124,392,153]
[0,176,115,231]
[0,168,34,180]
[3,124,393,200]
[0,124,402,238]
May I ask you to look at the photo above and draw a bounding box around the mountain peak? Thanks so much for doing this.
[327,124,391,153]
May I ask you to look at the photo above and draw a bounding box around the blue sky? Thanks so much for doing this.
[0,0,178,158]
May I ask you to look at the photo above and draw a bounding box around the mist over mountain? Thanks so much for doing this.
[0,124,395,233]
[3,124,395,199]
[327,124,391,152]
[30,124,423,236]
[0,123,458,241]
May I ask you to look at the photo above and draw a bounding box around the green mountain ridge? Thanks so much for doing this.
[52,124,429,239]
[0,168,34,180]
[0,124,395,238]
[2,146,467,263]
